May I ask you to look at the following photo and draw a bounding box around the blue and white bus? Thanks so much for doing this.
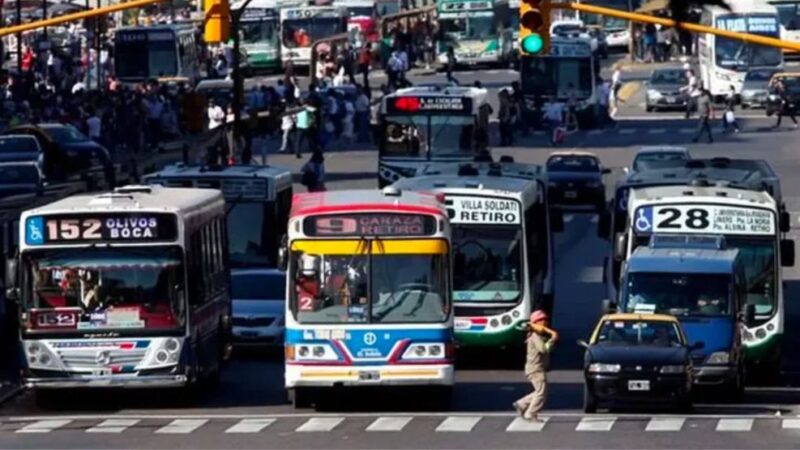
[281,188,454,408]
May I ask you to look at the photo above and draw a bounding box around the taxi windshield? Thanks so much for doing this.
[381,115,476,159]
[623,273,732,316]
[452,226,522,303]
[290,240,449,324]
[595,320,683,347]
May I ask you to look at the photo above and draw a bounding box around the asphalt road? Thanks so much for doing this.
[4,59,800,449]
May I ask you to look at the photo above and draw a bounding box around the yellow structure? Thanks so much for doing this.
[204,0,231,43]
[519,0,552,55]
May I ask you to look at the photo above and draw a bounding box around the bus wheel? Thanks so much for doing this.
[289,388,312,409]
[34,390,60,409]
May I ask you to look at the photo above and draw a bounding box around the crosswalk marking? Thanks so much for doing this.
[506,417,548,432]
[648,128,667,134]
[619,128,637,134]
[716,418,753,431]
[225,419,275,434]
[436,416,481,432]
[155,419,208,434]
[16,419,72,434]
[781,419,800,429]
[576,417,616,431]
[296,417,344,432]
[679,128,695,134]
[366,417,412,432]
[646,417,685,431]
[86,419,140,434]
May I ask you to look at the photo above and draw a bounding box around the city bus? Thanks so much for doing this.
[334,0,379,42]
[576,0,631,49]
[391,163,557,348]
[143,164,293,269]
[624,184,793,373]
[601,158,784,302]
[377,86,493,187]
[113,24,201,84]
[237,0,282,72]
[768,0,800,57]
[519,36,599,128]
[436,0,513,67]
[8,185,231,393]
[282,188,454,408]
[280,6,349,67]
[698,0,783,99]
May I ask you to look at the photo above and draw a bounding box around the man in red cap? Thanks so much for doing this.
[513,309,559,422]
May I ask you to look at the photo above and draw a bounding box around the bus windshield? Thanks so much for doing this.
[728,238,776,316]
[23,247,186,333]
[381,115,476,159]
[291,242,449,324]
[115,38,178,79]
[714,15,782,69]
[452,226,522,302]
[241,20,278,45]
[282,17,342,48]
[440,16,495,40]
[227,202,273,268]
[622,273,732,316]
[775,4,800,30]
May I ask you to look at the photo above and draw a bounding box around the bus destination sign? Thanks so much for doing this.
[448,196,521,224]
[25,213,178,245]
[304,213,437,237]
[388,96,472,114]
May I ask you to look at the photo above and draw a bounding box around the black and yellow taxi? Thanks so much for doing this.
[579,313,702,413]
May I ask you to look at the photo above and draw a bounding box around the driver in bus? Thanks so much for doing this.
[296,254,322,312]
[294,28,311,47]
[78,270,103,312]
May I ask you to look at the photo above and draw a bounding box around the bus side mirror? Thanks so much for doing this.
[550,208,564,233]
[781,239,795,267]
[5,258,18,302]
[613,232,627,261]
[743,304,756,326]
[278,236,289,271]
[601,298,616,315]
[780,211,791,233]
[597,208,610,240]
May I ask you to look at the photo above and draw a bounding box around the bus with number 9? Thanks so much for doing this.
[280,187,454,409]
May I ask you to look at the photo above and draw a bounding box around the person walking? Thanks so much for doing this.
[300,150,326,192]
[513,310,559,422]
[681,68,699,119]
[498,89,514,146]
[692,88,715,143]
[610,69,622,118]
[279,103,296,154]
[294,99,316,158]
[358,43,372,92]
[722,84,740,133]
[773,78,799,129]
[446,46,458,85]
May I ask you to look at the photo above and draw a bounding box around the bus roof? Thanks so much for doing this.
[290,188,446,218]
[22,185,224,217]
[143,164,292,200]
[704,0,777,14]
[419,161,545,180]
[391,173,540,201]
[628,246,740,274]
[629,183,777,208]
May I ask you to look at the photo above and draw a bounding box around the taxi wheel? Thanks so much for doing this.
[583,385,598,413]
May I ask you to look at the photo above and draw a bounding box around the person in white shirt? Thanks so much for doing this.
[681,69,699,119]
[207,99,226,131]
[610,69,622,117]
[280,103,296,153]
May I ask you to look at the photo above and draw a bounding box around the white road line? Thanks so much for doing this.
[366,417,413,432]
[576,417,616,431]
[781,419,800,429]
[296,417,344,432]
[86,419,140,434]
[648,128,667,134]
[588,129,605,135]
[716,418,754,431]
[506,417,548,432]
[646,417,685,431]
[225,418,275,434]
[435,416,481,432]
[16,419,72,434]
[619,128,637,134]
[155,419,209,434]
[679,128,695,134]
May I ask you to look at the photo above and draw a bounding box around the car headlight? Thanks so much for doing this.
[647,89,663,99]
[402,343,446,360]
[660,365,686,374]
[588,363,621,373]
[706,352,730,364]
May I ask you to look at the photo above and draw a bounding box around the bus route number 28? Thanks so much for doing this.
[657,207,710,230]
[46,218,102,241]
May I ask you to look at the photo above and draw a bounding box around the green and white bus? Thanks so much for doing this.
[436,0,514,67]
[235,0,281,72]
[392,162,558,348]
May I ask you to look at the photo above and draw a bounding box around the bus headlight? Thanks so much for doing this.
[292,344,339,362]
[402,343,446,360]
[25,342,62,370]
[706,352,730,364]
[588,363,620,373]
[139,338,183,369]
[755,329,767,339]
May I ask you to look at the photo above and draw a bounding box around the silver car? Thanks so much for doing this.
[231,269,286,347]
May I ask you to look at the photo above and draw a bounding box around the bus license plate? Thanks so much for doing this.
[359,371,380,382]
[628,380,650,391]
[92,368,112,377]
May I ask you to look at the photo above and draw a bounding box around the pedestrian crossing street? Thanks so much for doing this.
[4,415,800,435]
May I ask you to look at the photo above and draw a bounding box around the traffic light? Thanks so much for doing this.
[204,0,230,43]
[519,0,551,55]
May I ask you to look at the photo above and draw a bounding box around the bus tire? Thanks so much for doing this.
[34,390,60,409]
[290,387,312,409]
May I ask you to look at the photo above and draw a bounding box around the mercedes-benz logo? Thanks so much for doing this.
[363,332,377,346]
[96,351,111,366]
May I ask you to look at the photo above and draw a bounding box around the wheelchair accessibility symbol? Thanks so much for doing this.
[26,217,44,245]
[635,207,653,232]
